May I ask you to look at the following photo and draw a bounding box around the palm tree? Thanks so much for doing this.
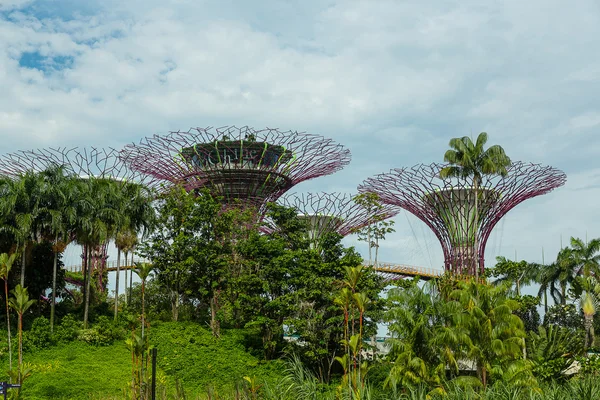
[490,256,538,296]
[450,280,526,387]
[75,177,122,328]
[134,262,154,340]
[9,284,35,383]
[39,165,79,332]
[113,182,154,321]
[570,237,600,277]
[439,132,511,277]
[543,248,579,306]
[0,252,17,371]
[0,172,46,287]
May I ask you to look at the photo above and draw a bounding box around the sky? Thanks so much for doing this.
[2,0,600,281]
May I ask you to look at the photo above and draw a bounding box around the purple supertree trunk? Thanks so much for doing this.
[359,162,566,276]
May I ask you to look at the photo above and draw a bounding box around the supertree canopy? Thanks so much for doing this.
[359,162,566,276]
[262,192,400,247]
[120,126,351,208]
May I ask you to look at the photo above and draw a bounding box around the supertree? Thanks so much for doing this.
[120,126,351,214]
[262,192,400,248]
[0,146,158,292]
[359,162,566,276]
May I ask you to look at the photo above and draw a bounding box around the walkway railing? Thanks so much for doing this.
[65,259,443,279]
[366,261,443,279]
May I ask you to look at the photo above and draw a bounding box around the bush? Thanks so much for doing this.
[23,316,55,351]
[54,314,81,343]
[77,316,125,346]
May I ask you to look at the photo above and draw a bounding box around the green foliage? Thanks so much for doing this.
[527,325,584,381]
[23,316,55,350]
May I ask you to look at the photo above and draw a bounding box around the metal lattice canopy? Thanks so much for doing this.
[0,146,159,189]
[358,162,566,276]
[120,126,352,207]
[262,192,399,245]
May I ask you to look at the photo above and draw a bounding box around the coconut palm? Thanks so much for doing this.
[0,252,17,371]
[439,132,511,277]
[544,248,579,306]
[9,284,35,383]
[570,236,600,277]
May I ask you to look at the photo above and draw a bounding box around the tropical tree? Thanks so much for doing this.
[439,132,511,277]
[385,279,467,390]
[449,280,527,387]
[0,252,17,371]
[9,284,35,383]
[38,165,79,332]
[134,262,154,339]
[489,256,537,296]
[74,177,122,328]
[570,236,600,277]
[352,193,395,267]
[0,172,46,287]
[114,182,154,320]
[543,248,579,306]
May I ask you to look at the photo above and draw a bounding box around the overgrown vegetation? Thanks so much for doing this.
[0,133,597,399]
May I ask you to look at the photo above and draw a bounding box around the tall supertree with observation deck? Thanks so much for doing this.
[359,162,566,276]
[120,126,351,213]
[262,192,400,249]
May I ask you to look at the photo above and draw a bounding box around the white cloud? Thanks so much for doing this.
[0,0,599,270]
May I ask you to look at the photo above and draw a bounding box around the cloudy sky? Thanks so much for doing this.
[1,0,599,273]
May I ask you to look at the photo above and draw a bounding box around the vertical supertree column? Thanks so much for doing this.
[120,126,351,218]
[0,147,157,291]
[262,192,399,250]
[359,162,566,276]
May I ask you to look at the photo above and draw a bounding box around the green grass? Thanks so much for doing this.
[0,321,286,399]
[0,342,131,399]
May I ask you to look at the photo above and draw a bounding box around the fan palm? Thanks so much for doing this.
[439,132,511,277]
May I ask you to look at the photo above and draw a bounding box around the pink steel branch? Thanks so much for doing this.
[119,126,351,206]
[263,192,399,239]
[0,147,158,292]
[359,162,566,276]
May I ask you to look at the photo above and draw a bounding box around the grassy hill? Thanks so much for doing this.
[0,320,285,399]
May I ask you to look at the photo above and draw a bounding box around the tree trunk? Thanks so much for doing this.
[84,245,92,329]
[123,251,128,305]
[18,313,23,382]
[5,279,12,373]
[129,252,134,306]
[141,280,145,339]
[473,179,480,279]
[544,289,548,314]
[50,233,59,333]
[114,248,121,321]
[210,294,220,337]
[20,242,26,287]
